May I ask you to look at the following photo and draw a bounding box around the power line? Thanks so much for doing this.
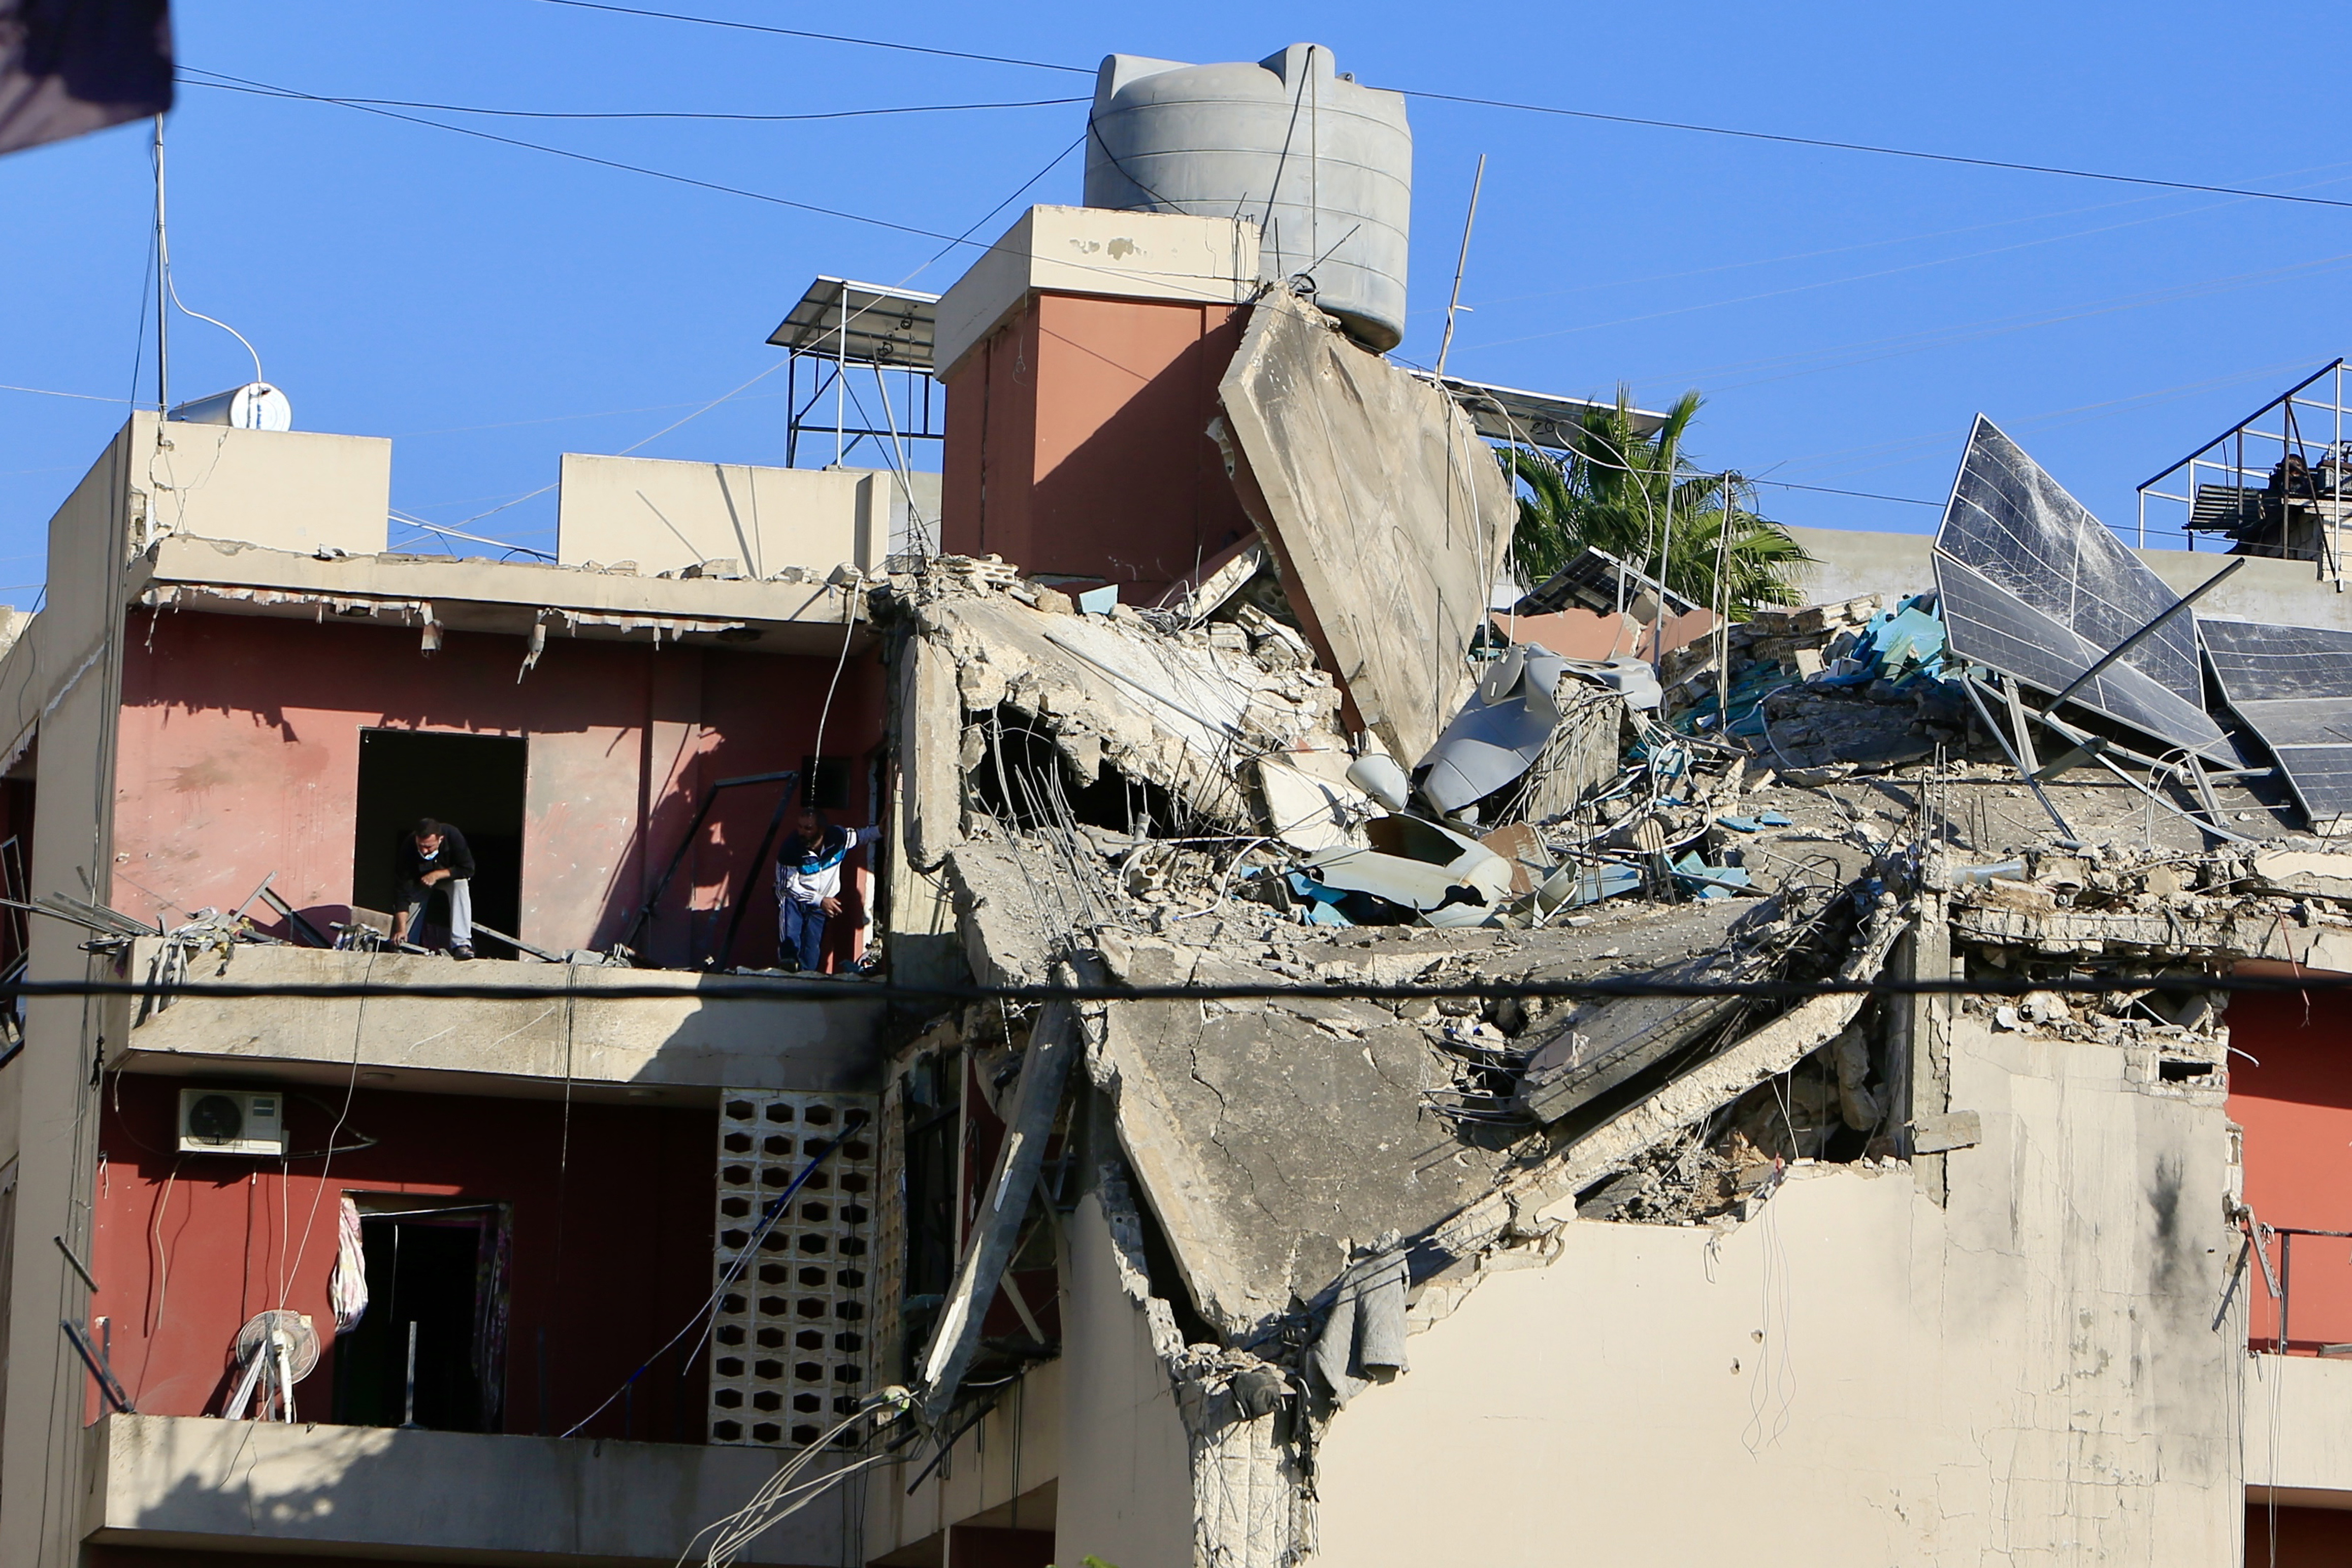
[509,0,2352,217]
[524,0,1095,77]
[181,80,1084,122]
[0,970,2321,1005]
[1401,89,2352,215]
[1,383,128,404]
[1747,478,1940,508]
[182,70,984,249]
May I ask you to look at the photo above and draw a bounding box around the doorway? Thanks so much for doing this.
[331,1199,509,1432]
[351,730,527,956]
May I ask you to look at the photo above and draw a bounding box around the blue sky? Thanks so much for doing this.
[6,0,2351,606]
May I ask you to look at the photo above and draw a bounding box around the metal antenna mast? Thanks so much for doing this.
[153,113,169,413]
[1434,154,1486,379]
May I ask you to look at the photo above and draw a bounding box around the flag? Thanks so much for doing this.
[0,0,173,158]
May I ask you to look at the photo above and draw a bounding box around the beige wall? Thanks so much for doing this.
[1787,521,2352,633]
[134,410,390,557]
[2245,1353,2352,1508]
[1053,1194,1193,1568]
[556,452,939,578]
[1,419,141,1568]
[1308,1018,2241,1566]
[85,1414,852,1563]
[935,205,1261,377]
[867,1356,1064,1558]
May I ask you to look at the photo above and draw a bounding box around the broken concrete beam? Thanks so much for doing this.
[919,590,1343,832]
[2249,850,2352,903]
[914,975,1083,1420]
[1911,1109,1983,1154]
[1432,891,1915,1261]
[1514,955,1752,1126]
[898,624,966,869]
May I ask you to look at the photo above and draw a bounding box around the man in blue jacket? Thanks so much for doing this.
[773,807,878,973]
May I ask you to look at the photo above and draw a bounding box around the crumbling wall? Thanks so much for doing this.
[1307,1012,2240,1566]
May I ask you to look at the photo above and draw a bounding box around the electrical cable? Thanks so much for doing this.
[179,69,997,250]
[4,968,2340,1005]
[275,947,378,1314]
[1402,88,2352,215]
[187,67,1174,325]
[525,0,1094,76]
[557,1112,868,1439]
[1,384,127,404]
[439,356,791,530]
[1746,478,1939,508]
[136,1156,184,1400]
[178,86,1087,122]
[511,1,2352,217]
[675,1396,909,1568]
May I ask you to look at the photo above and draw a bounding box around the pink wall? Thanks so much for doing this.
[2225,990,2352,1352]
[92,1075,716,1440]
[942,293,1254,605]
[111,611,883,968]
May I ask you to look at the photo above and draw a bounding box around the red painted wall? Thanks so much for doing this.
[91,1075,716,1440]
[941,293,1254,605]
[112,611,883,969]
[2226,991,2352,1351]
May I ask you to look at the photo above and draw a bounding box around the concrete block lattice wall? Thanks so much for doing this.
[709,1090,881,1448]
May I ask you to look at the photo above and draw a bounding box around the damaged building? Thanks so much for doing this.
[8,38,2352,1568]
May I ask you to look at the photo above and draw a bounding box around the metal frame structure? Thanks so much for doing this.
[1418,371,1669,451]
[768,277,943,470]
[2137,359,2352,584]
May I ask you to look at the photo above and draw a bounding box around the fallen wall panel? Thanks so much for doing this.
[1217,290,1504,766]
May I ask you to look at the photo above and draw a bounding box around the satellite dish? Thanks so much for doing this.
[234,1310,319,1382]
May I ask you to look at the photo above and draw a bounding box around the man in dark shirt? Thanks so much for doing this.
[391,818,476,959]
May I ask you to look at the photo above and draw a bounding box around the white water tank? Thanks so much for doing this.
[168,382,293,432]
[1084,44,1411,352]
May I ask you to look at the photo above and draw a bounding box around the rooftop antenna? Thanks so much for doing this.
[1434,153,1486,380]
[152,113,167,412]
[153,113,268,411]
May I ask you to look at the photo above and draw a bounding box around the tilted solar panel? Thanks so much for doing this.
[2201,617,2352,829]
[1933,416,2229,759]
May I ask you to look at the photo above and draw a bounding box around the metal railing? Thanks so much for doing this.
[2137,359,2352,583]
[2242,1222,2352,1355]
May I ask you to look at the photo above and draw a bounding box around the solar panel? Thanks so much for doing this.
[1933,416,2230,759]
[2201,617,2352,830]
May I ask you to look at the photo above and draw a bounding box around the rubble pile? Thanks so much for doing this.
[868,514,2352,1568]
[1660,592,1968,784]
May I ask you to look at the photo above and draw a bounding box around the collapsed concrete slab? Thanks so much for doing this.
[1215,288,1506,766]
[902,572,1346,837]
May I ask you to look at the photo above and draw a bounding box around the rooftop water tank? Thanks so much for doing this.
[1084,44,1411,353]
[168,382,293,432]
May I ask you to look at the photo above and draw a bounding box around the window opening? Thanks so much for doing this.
[331,1198,510,1432]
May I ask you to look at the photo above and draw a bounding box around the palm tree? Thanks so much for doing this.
[1502,388,1812,619]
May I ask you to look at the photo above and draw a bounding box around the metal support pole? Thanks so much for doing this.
[402,1320,420,1428]
[153,114,169,413]
[834,280,849,468]
[2281,1232,2294,1352]
[785,352,799,467]
[2046,557,2245,712]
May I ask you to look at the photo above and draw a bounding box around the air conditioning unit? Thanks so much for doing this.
[178,1088,287,1156]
